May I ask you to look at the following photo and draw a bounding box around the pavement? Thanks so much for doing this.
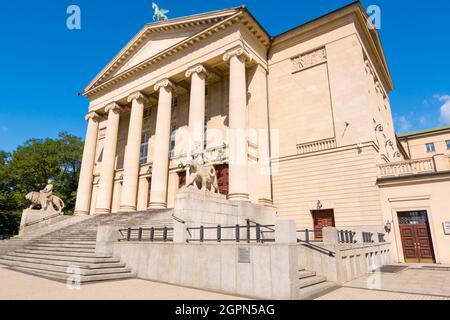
[316,287,450,300]
[0,265,245,300]
[1,263,450,300]
[341,267,450,298]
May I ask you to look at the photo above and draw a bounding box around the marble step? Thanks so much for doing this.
[0,255,125,269]
[33,241,96,246]
[10,266,136,283]
[299,275,327,289]
[8,251,120,263]
[299,270,317,279]
[298,282,340,300]
[0,259,132,276]
[25,243,96,249]
[23,246,96,253]
[15,249,102,258]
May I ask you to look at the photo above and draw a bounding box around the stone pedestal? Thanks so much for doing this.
[173,188,276,227]
[19,209,64,236]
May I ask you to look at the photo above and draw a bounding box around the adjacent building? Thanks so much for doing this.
[74,2,450,264]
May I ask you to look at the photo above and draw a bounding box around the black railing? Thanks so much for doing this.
[362,232,374,243]
[296,229,323,243]
[338,230,356,244]
[296,229,335,257]
[378,233,386,243]
[186,220,275,243]
[118,227,173,242]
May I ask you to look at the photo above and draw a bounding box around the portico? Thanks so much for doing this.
[75,15,272,214]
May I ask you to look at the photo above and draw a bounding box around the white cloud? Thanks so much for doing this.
[396,116,412,132]
[434,94,450,125]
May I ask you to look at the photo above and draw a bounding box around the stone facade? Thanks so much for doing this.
[74,4,449,264]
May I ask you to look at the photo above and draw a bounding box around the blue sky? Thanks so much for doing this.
[0,0,449,152]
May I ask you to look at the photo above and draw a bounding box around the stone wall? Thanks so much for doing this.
[111,242,300,300]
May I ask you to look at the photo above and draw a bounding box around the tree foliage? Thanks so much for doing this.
[0,132,84,235]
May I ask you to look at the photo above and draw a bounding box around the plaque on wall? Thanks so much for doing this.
[238,247,251,264]
[443,222,450,235]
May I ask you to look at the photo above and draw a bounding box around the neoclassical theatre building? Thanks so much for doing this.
[74,3,450,264]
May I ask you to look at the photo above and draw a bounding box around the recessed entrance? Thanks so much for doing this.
[311,209,335,240]
[398,211,435,264]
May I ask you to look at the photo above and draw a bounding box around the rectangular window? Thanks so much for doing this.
[171,96,178,108]
[426,143,436,153]
[140,132,149,164]
[143,107,151,119]
[446,140,450,150]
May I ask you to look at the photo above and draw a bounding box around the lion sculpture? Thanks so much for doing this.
[25,192,65,214]
[185,160,219,194]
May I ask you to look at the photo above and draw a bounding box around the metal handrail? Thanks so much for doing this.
[187,221,276,243]
[118,227,174,242]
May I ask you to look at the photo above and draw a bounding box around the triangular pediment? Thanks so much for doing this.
[85,7,242,93]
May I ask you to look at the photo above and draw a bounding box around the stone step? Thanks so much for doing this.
[26,243,96,249]
[38,236,97,240]
[34,241,96,245]
[23,246,95,253]
[11,266,136,283]
[299,270,317,279]
[0,259,132,276]
[0,255,125,269]
[298,282,340,300]
[15,249,102,258]
[299,275,327,289]
[8,251,120,263]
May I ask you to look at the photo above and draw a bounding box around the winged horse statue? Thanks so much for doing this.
[152,2,169,21]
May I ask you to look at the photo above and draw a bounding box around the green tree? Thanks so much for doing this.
[0,132,84,235]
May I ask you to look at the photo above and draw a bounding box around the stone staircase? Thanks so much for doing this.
[0,210,174,284]
[298,267,339,299]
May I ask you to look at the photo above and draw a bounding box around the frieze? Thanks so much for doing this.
[292,48,327,73]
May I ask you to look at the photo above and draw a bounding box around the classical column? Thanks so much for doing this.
[95,103,123,214]
[149,79,175,209]
[186,64,210,157]
[223,46,251,201]
[74,112,101,216]
[120,92,148,212]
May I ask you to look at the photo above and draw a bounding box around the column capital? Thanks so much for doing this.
[223,45,252,63]
[154,78,176,92]
[185,63,210,79]
[105,102,123,114]
[127,91,148,104]
[85,112,101,122]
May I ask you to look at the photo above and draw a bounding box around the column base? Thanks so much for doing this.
[119,206,137,213]
[95,208,111,215]
[227,193,250,202]
[258,198,274,207]
[74,211,90,216]
[148,202,167,210]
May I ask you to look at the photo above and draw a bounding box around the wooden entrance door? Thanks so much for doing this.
[147,177,152,208]
[398,211,435,263]
[215,164,229,196]
[311,210,335,240]
[178,171,186,188]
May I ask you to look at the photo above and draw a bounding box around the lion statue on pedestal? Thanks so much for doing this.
[185,154,219,194]
[25,180,65,214]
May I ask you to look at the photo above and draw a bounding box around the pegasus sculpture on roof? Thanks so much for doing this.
[152,2,169,21]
